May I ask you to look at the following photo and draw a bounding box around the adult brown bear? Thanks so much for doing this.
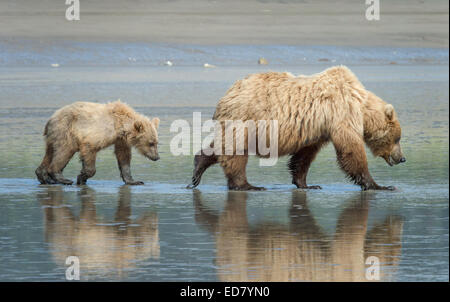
[188,66,405,191]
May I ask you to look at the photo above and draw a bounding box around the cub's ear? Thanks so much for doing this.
[385,104,395,120]
[134,121,144,133]
[152,117,160,129]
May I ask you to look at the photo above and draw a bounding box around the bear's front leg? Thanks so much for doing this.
[115,140,144,185]
[332,129,395,191]
[120,164,144,186]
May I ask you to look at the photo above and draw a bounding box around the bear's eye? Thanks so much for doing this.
[149,142,156,147]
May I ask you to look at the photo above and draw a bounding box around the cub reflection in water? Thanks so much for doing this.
[38,186,159,279]
[194,190,403,282]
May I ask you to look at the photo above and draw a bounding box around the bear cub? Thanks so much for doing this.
[36,100,160,185]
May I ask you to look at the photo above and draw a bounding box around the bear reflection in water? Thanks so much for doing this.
[194,190,403,282]
[38,186,159,279]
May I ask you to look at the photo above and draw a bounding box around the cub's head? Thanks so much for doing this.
[131,117,160,161]
[364,93,405,166]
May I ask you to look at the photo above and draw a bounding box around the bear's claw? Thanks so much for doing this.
[187,176,200,189]
[296,185,322,190]
[363,184,396,191]
[380,185,396,191]
[36,167,58,185]
[58,179,74,185]
[229,184,266,191]
[48,172,73,185]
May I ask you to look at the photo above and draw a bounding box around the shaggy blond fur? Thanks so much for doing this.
[35,100,160,185]
[194,191,403,282]
[189,66,404,190]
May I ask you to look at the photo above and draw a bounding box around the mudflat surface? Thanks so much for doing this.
[0,64,448,281]
[0,0,448,282]
[0,0,448,47]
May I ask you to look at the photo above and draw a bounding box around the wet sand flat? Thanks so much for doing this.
[0,0,448,282]
[0,0,448,48]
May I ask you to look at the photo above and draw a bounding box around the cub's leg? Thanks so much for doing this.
[47,146,76,185]
[187,146,218,189]
[288,141,326,189]
[115,139,143,185]
[36,142,57,184]
[219,154,265,191]
[332,127,395,191]
[76,147,97,185]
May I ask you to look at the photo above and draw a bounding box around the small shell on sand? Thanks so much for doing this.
[51,63,59,67]
[203,63,216,68]
[164,60,173,66]
[258,57,268,65]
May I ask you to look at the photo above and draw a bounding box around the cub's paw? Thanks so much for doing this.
[125,180,144,185]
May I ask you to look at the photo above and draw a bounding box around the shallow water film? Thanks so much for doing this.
[0,47,448,281]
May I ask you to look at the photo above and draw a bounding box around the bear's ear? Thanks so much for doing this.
[152,117,160,129]
[385,104,395,121]
[134,121,144,133]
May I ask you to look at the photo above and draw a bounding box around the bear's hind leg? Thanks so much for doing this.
[288,141,326,189]
[220,155,265,191]
[187,147,218,189]
[77,150,97,185]
[47,146,75,185]
[36,142,56,184]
